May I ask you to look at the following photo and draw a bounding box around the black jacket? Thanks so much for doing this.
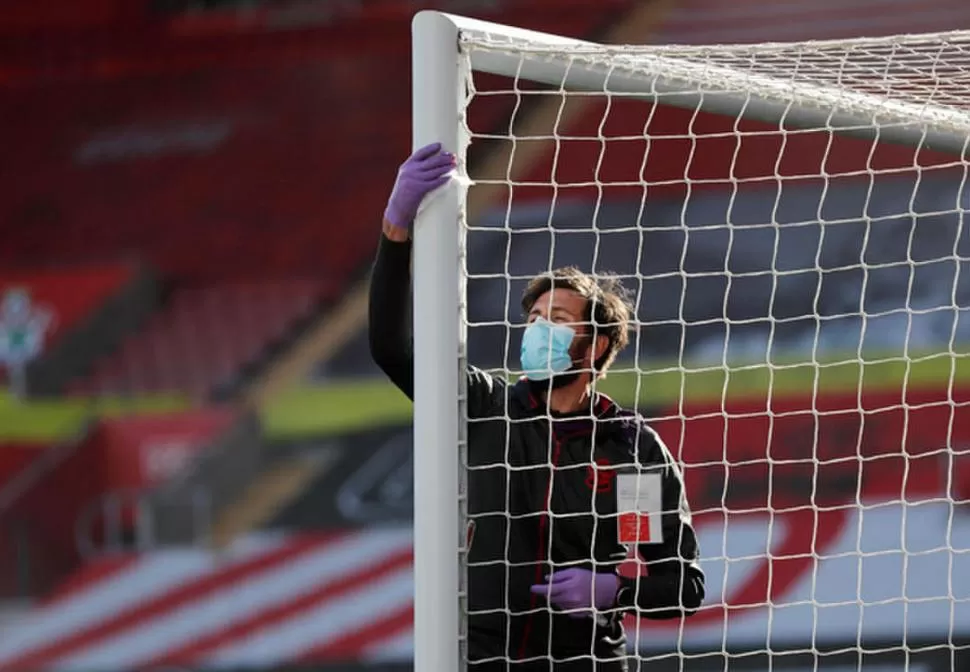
[369,235,705,662]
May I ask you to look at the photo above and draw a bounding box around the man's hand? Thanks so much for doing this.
[529,568,620,618]
[383,142,456,240]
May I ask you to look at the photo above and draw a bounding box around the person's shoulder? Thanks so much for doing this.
[598,398,673,467]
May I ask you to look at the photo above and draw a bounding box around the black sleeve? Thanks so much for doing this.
[368,235,415,399]
[615,426,706,619]
[368,234,505,416]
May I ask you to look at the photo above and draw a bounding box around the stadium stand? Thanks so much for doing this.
[0,442,47,596]
[0,64,379,283]
[66,279,330,399]
[0,426,96,601]
[0,262,158,396]
[654,0,970,43]
[0,264,134,353]
[0,0,630,283]
[0,444,40,496]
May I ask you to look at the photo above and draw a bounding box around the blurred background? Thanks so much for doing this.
[1,1,970,671]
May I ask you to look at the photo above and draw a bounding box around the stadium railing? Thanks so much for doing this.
[0,420,94,600]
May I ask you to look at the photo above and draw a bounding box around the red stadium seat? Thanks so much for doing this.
[66,279,333,398]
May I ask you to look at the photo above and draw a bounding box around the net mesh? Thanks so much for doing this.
[454,26,970,672]
[462,30,970,135]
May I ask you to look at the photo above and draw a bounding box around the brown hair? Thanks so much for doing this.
[521,266,634,376]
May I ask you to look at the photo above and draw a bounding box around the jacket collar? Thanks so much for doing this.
[511,376,634,439]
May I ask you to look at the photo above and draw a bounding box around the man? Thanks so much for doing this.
[369,143,705,672]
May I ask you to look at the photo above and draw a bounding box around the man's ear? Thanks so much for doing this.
[593,334,609,364]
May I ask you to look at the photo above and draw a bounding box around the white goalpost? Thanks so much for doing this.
[411,9,970,672]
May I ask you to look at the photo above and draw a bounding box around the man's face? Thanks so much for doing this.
[527,288,597,369]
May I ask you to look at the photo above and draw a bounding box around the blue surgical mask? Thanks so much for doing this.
[520,318,575,381]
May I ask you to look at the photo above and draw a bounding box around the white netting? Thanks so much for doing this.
[462,30,970,143]
[454,23,970,672]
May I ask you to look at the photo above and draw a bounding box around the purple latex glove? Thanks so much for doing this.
[529,568,620,619]
[383,142,457,230]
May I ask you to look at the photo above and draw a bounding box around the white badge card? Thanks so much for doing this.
[616,472,663,544]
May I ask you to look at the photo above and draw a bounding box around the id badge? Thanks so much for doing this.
[616,472,663,544]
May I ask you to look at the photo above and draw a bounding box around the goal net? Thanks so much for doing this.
[410,11,970,672]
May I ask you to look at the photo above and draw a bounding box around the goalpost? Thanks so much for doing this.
[411,9,970,672]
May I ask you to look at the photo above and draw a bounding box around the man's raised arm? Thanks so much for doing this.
[368,143,456,399]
